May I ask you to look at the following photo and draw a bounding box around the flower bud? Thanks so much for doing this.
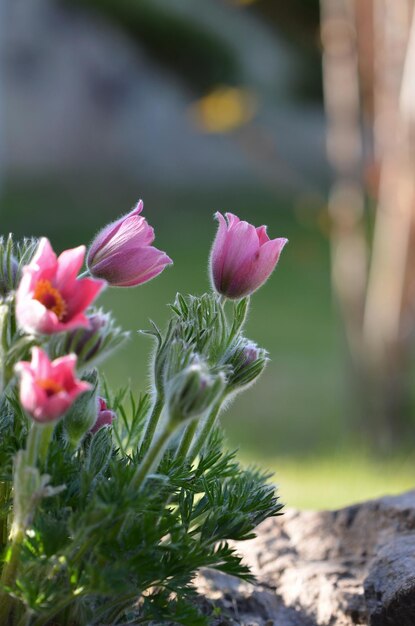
[87,200,172,287]
[90,397,117,434]
[0,254,18,296]
[223,339,268,392]
[210,212,287,299]
[65,311,109,364]
[63,369,99,448]
[166,362,226,425]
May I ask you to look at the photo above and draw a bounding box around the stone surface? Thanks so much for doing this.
[196,491,415,626]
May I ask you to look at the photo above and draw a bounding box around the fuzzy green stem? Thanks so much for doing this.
[0,422,44,623]
[0,527,24,625]
[25,422,42,468]
[139,394,164,456]
[175,419,198,460]
[188,400,222,462]
[131,422,174,491]
[16,608,33,626]
[0,304,9,397]
[0,482,10,549]
[37,423,55,465]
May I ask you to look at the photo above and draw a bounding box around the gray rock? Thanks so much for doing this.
[196,491,415,626]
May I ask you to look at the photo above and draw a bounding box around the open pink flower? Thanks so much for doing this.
[210,212,288,299]
[16,238,105,335]
[15,347,91,423]
[90,397,117,434]
[87,200,173,287]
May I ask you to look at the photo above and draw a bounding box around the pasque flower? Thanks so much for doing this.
[210,212,287,299]
[15,347,91,423]
[90,397,117,434]
[16,238,105,335]
[87,200,172,287]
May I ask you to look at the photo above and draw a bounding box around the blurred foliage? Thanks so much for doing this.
[251,0,322,100]
[65,0,322,100]
[66,0,241,94]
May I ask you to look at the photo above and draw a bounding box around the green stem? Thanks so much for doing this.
[0,527,24,625]
[0,422,45,624]
[188,400,222,462]
[0,304,9,397]
[25,422,41,468]
[16,608,33,626]
[78,269,90,279]
[139,394,164,456]
[175,419,198,460]
[131,423,174,491]
[37,423,55,465]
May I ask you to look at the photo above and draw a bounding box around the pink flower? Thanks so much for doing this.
[210,212,288,299]
[90,397,116,433]
[87,200,172,287]
[15,347,91,423]
[16,238,105,335]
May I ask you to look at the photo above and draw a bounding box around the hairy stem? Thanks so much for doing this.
[139,394,164,456]
[188,400,222,462]
[0,527,24,625]
[0,423,43,623]
[0,304,9,396]
[37,423,55,465]
[175,419,198,460]
[131,423,174,491]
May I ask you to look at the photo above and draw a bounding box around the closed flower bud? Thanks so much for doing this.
[166,362,226,425]
[65,311,109,364]
[63,369,99,448]
[223,339,268,392]
[0,254,18,296]
[210,212,287,299]
[87,200,172,287]
[90,397,117,434]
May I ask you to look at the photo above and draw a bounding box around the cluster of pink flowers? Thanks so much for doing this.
[13,201,286,427]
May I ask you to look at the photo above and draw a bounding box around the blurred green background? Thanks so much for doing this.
[1,0,414,509]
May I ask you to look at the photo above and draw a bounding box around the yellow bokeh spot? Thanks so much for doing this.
[189,86,256,134]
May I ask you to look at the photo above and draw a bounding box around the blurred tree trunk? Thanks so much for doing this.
[321,0,415,449]
[320,0,367,359]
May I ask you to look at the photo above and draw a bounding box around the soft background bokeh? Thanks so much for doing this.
[1,0,414,509]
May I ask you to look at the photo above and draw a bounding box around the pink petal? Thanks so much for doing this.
[90,216,154,266]
[256,225,270,245]
[218,220,259,292]
[62,277,106,319]
[50,354,78,389]
[210,212,230,290]
[240,237,288,296]
[16,298,53,334]
[56,245,86,286]
[91,409,116,433]
[31,347,53,379]
[88,200,145,263]
[224,213,240,229]
[90,246,172,286]
[31,238,57,275]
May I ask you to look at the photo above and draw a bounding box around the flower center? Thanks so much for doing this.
[37,378,65,397]
[33,279,67,320]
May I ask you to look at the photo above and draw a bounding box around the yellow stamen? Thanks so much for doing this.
[33,279,67,321]
[37,378,65,397]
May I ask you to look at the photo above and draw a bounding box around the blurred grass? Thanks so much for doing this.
[1,180,414,509]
